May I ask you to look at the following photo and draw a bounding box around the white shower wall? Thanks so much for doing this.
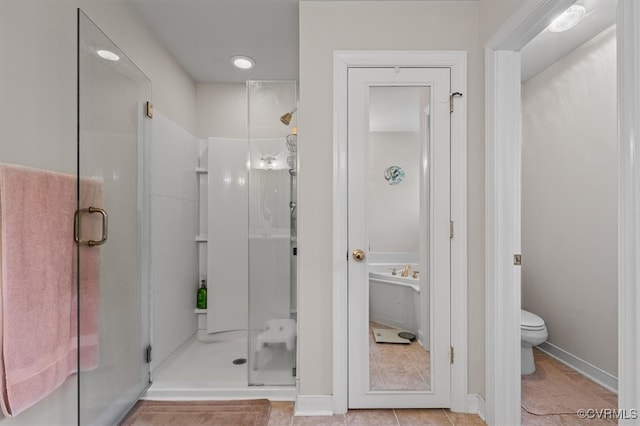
[206,137,292,334]
[207,138,249,333]
[150,111,199,369]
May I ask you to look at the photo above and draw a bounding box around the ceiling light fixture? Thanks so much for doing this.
[231,55,255,70]
[548,5,586,33]
[96,49,120,61]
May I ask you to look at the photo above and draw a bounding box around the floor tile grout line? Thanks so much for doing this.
[415,368,431,389]
[392,408,401,425]
[442,407,455,425]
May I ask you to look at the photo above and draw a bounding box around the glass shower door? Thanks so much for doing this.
[77,10,151,424]
[247,81,297,386]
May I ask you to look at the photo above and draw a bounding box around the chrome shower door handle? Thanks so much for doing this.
[74,206,108,247]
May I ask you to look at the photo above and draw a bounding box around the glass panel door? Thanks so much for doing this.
[247,81,297,386]
[77,10,151,424]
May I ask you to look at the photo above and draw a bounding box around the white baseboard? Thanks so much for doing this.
[537,342,618,394]
[294,395,334,416]
[466,394,486,420]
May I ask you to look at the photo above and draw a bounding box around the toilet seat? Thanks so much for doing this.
[521,309,546,331]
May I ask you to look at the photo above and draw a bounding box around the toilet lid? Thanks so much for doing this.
[521,309,545,330]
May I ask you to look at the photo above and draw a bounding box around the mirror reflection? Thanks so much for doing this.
[367,86,432,391]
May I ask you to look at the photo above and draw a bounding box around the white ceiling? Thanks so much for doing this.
[128,0,617,84]
[129,0,301,83]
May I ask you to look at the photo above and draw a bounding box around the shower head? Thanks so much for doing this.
[280,108,297,126]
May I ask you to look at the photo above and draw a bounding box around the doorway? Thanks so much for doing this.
[333,51,468,414]
[485,1,640,424]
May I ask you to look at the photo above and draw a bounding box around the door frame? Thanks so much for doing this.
[484,0,640,424]
[333,50,468,414]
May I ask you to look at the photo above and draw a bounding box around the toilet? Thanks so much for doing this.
[521,309,548,375]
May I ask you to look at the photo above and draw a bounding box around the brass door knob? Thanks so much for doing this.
[352,249,366,261]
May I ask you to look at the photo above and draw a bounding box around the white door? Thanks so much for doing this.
[347,67,451,408]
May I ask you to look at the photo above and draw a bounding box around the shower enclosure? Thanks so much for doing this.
[147,80,298,398]
[79,12,296,414]
[207,80,298,386]
[247,80,298,386]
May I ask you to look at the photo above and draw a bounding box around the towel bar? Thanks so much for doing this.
[74,206,108,247]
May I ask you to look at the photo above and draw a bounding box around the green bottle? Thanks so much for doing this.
[197,280,207,309]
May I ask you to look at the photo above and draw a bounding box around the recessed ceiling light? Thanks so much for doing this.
[548,5,586,33]
[231,55,255,70]
[96,49,120,61]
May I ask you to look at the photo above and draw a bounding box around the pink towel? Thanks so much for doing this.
[0,164,101,417]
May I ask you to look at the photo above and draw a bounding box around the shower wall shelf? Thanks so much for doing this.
[196,166,208,242]
[196,156,208,288]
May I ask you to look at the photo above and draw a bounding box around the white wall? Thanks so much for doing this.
[298,0,484,396]
[0,0,197,175]
[197,83,248,139]
[479,0,526,43]
[150,112,199,369]
[521,27,617,376]
[0,0,196,423]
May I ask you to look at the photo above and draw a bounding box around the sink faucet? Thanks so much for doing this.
[401,265,410,277]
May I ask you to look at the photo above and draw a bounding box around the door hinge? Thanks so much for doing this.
[514,254,522,266]
[292,367,297,377]
[449,92,463,113]
[146,101,154,119]
[449,221,454,239]
[145,345,152,363]
[450,346,455,364]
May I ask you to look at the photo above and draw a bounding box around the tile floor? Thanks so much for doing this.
[521,349,618,425]
[267,349,617,425]
[263,322,467,425]
[146,331,616,425]
[369,322,431,391]
[268,402,485,426]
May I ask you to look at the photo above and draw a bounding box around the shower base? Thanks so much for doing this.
[144,333,296,401]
